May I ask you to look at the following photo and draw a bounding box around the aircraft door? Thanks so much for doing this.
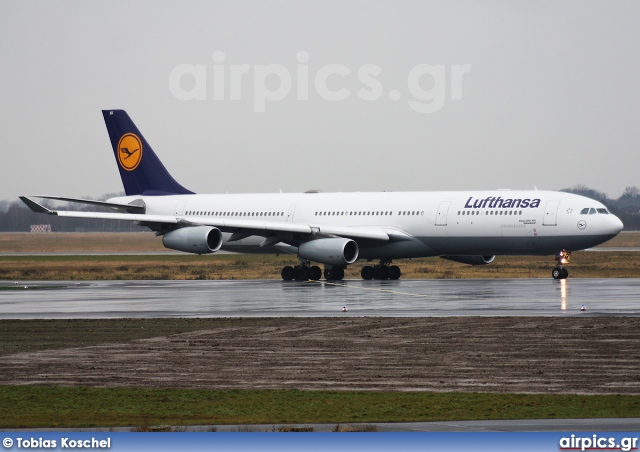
[436,201,451,226]
[543,200,560,226]
[175,201,187,215]
[287,205,296,223]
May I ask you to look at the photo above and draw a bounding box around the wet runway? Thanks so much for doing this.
[1,278,640,318]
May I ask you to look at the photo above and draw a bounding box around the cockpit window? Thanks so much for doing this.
[581,207,610,215]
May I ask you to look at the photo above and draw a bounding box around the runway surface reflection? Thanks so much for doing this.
[1,278,639,319]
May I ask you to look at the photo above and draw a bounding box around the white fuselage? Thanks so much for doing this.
[110,189,623,260]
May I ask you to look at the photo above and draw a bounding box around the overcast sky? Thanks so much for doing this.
[1,1,638,202]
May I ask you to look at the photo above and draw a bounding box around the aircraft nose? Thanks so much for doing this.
[610,214,624,235]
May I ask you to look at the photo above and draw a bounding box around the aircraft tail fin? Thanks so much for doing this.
[102,110,194,196]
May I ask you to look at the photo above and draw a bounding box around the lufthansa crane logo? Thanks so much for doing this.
[117,133,143,171]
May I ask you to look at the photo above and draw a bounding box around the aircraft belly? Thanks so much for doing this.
[421,233,618,255]
[358,240,438,260]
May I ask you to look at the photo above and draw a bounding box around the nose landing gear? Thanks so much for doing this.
[552,250,570,280]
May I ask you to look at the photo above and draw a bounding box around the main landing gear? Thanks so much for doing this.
[280,262,347,281]
[552,250,570,280]
[281,261,402,282]
[281,262,322,281]
[360,261,401,280]
[324,266,345,281]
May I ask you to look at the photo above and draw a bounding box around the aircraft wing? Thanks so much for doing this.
[20,197,178,224]
[20,196,404,242]
[30,195,145,212]
[183,215,392,240]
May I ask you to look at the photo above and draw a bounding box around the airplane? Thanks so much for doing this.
[20,110,623,281]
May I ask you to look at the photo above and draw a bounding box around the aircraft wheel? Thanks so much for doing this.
[562,268,569,279]
[296,265,310,281]
[552,267,563,280]
[377,265,390,280]
[309,265,322,281]
[361,266,374,280]
[281,266,294,281]
[389,265,401,280]
[334,267,345,280]
[324,269,334,281]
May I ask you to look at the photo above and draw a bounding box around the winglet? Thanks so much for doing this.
[19,196,57,215]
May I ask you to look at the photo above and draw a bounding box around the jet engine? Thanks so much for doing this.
[440,255,496,266]
[162,226,223,254]
[298,238,359,266]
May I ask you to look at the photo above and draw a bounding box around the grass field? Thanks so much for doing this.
[1,233,639,428]
[1,386,639,429]
[1,319,639,430]
[0,232,639,280]
[3,230,637,252]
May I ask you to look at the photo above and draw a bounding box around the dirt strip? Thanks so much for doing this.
[2,317,640,394]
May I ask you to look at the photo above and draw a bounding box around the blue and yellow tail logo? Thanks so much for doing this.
[117,133,143,171]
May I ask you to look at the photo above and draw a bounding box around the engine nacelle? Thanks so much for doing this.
[162,226,223,254]
[440,255,496,266]
[298,238,359,266]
